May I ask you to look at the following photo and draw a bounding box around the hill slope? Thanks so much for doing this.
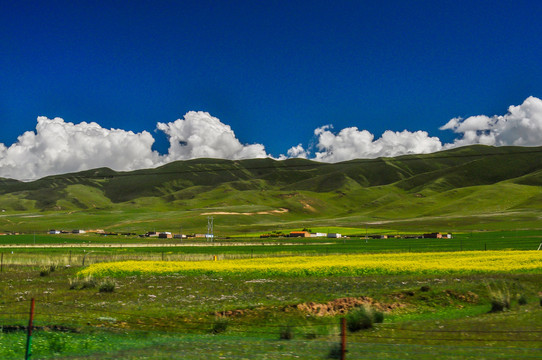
[1,145,541,232]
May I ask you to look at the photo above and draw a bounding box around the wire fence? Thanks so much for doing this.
[1,298,541,359]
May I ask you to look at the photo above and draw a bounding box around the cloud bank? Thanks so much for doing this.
[0,112,268,180]
[0,117,160,180]
[307,126,443,162]
[157,111,267,162]
[440,96,542,148]
[1,96,542,180]
[286,96,542,162]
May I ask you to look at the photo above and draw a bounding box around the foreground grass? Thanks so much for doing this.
[0,243,541,359]
[2,301,541,359]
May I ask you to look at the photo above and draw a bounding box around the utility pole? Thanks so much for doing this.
[207,216,214,242]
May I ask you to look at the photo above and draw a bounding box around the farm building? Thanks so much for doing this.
[159,232,172,239]
[289,231,310,237]
[327,233,342,238]
[86,229,105,234]
[310,233,327,237]
[423,232,443,239]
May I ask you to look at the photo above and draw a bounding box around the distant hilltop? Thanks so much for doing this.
[0,145,541,223]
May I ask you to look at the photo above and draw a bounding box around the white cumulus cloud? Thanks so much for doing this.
[440,96,542,147]
[157,111,268,162]
[310,125,443,162]
[0,112,269,181]
[0,117,160,180]
[284,144,310,159]
[3,96,542,181]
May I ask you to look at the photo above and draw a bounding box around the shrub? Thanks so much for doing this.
[518,294,528,306]
[346,307,373,332]
[327,343,343,359]
[279,324,293,340]
[490,298,509,312]
[40,263,58,277]
[40,267,51,277]
[98,279,116,293]
[210,318,229,334]
[69,275,97,290]
[346,306,384,332]
[487,283,510,313]
[420,285,431,292]
[372,310,384,324]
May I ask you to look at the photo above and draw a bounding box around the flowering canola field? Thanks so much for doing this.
[78,251,542,277]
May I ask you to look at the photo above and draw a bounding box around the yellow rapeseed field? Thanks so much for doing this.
[78,251,542,277]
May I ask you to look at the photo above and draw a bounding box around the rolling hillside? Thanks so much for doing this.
[1,145,541,233]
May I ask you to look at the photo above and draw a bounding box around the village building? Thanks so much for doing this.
[289,231,310,237]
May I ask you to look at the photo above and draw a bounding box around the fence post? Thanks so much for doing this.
[25,298,35,360]
[341,317,347,360]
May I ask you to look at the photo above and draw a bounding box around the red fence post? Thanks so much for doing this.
[25,298,35,360]
[341,317,347,360]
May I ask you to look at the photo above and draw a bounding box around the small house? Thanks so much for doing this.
[289,231,310,238]
[423,232,443,239]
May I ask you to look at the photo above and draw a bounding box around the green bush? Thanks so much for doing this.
[98,279,116,293]
[279,324,293,340]
[346,307,373,332]
[327,343,343,359]
[39,266,51,277]
[487,283,510,313]
[69,275,97,290]
[346,306,384,332]
[210,318,229,334]
[518,294,528,306]
[39,263,58,277]
[373,310,384,324]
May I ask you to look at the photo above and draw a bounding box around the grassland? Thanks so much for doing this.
[0,146,541,358]
[0,234,541,359]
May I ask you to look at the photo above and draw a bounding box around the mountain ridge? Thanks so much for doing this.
[1,145,541,232]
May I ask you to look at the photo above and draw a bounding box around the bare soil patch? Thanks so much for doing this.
[216,296,405,318]
[201,208,289,216]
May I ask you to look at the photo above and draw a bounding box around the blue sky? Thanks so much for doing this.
[2,1,542,179]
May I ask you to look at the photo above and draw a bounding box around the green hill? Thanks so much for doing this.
[1,145,542,233]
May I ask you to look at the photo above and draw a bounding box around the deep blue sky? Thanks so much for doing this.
[2,0,542,156]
